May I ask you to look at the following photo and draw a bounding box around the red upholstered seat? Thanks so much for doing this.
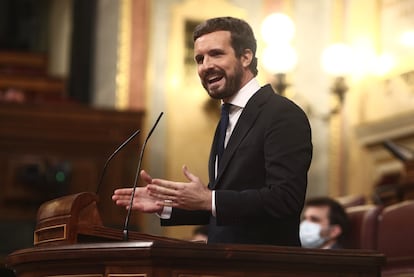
[377,200,414,276]
[346,204,383,249]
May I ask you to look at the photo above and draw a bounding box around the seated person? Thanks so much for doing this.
[299,196,350,249]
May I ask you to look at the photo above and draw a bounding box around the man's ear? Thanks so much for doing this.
[329,224,342,239]
[240,49,253,68]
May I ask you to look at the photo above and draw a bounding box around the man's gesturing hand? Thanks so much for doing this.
[147,165,212,211]
[112,170,164,213]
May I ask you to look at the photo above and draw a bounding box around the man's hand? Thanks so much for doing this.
[112,170,164,213]
[147,165,212,211]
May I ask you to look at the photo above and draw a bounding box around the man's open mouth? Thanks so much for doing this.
[206,74,224,85]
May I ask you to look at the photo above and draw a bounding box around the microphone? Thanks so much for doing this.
[123,112,164,241]
[96,129,141,194]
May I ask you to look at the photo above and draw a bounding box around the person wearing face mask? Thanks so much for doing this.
[299,196,350,249]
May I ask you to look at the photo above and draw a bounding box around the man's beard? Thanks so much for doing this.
[202,62,243,100]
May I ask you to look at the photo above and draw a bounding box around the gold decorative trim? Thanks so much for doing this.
[116,0,131,110]
[47,275,102,277]
[178,273,223,277]
[46,274,103,277]
[108,273,147,277]
[34,223,67,245]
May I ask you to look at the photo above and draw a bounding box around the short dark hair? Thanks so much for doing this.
[305,196,350,247]
[193,17,258,76]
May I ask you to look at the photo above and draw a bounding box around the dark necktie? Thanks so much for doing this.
[217,103,231,166]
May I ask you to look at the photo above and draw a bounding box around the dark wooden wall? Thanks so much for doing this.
[0,102,144,263]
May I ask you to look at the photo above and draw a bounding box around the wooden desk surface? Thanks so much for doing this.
[7,240,385,277]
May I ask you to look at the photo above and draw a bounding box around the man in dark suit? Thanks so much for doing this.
[112,17,312,246]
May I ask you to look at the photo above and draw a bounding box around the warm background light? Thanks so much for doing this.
[261,13,295,44]
[261,44,298,74]
[371,53,396,76]
[321,43,354,76]
[260,13,297,75]
[400,30,414,47]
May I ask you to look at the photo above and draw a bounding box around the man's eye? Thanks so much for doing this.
[195,56,203,64]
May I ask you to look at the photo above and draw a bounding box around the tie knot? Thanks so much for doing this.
[221,103,231,114]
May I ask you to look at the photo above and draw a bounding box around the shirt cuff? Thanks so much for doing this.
[158,205,172,219]
[212,190,216,217]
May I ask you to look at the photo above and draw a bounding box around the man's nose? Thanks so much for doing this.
[201,56,214,70]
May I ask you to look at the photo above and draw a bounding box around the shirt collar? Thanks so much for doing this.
[224,78,261,109]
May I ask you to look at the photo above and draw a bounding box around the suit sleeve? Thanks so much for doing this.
[161,209,210,226]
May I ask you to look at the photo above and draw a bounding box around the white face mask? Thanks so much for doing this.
[299,220,327,248]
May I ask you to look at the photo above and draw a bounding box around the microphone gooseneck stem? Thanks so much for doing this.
[122,112,164,241]
[96,129,140,194]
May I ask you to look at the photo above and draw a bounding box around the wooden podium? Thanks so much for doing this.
[6,193,386,277]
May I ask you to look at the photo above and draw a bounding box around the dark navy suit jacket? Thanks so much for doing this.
[162,84,313,246]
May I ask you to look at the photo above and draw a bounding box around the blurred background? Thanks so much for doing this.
[1,0,414,266]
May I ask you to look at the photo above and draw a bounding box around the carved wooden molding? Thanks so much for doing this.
[355,111,414,147]
[355,111,414,175]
